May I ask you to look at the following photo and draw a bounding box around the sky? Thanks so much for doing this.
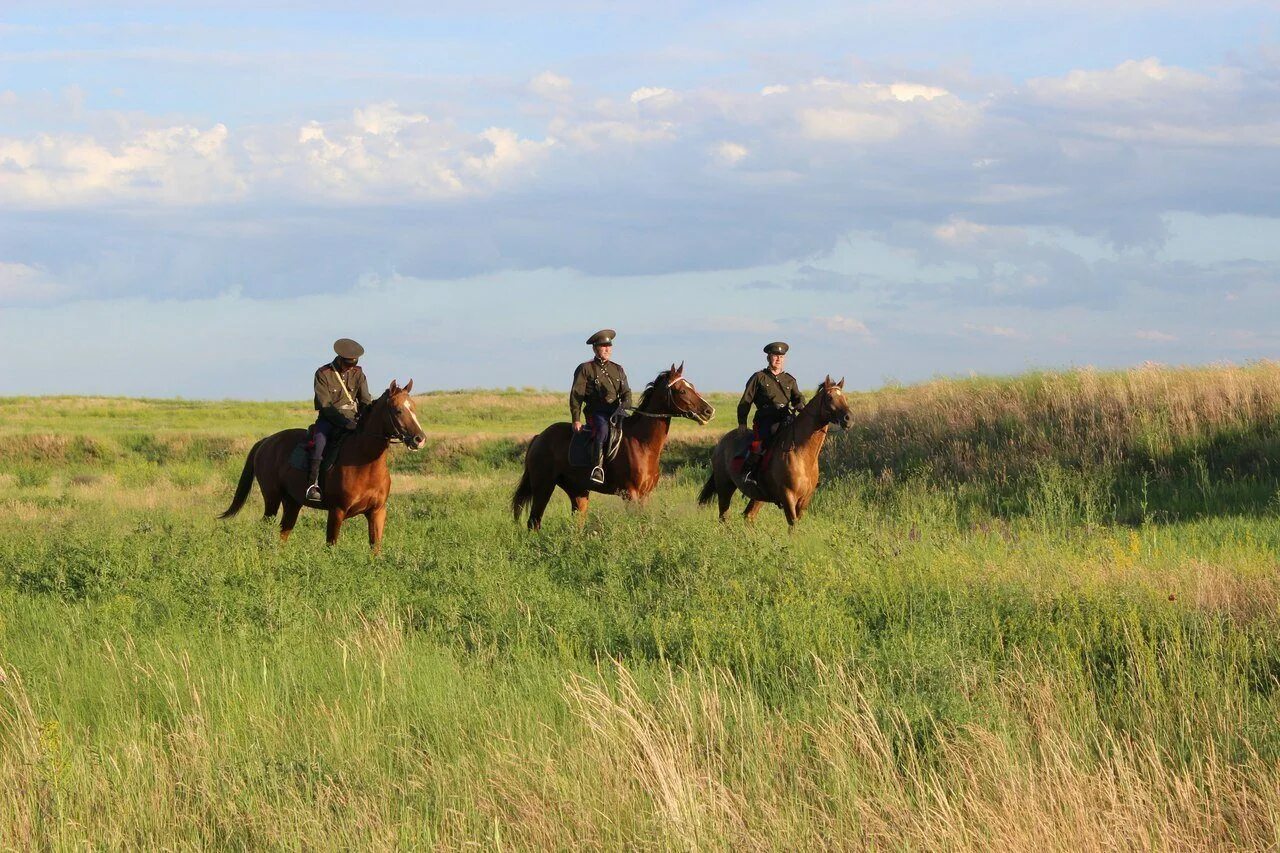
[1,1,1278,399]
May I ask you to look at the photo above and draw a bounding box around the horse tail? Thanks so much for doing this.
[512,468,533,522]
[219,438,264,520]
[697,472,717,506]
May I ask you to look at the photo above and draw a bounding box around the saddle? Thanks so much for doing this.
[288,427,348,476]
[568,414,625,469]
[730,418,790,475]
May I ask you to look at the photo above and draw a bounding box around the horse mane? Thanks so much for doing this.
[634,370,675,411]
[355,389,391,433]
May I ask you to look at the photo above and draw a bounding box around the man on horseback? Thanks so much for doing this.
[570,329,632,484]
[307,338,373,501]
[737,341,805,486]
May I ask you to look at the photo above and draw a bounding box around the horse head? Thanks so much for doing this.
[816,375,853,430]
[382,379,427,450]
[645,362,716,424]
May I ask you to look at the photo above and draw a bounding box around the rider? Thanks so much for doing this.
[570,329,632,484]
[307,338,373,501]
[738,341,805,486]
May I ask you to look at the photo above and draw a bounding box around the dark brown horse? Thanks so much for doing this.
[219,380,427,551]
[699,376,852,527]
[513,364,715,530]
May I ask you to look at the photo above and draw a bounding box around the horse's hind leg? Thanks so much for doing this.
[527,479,556,531]
[261,483,282,519]
[279,497,301,542]
[716,478,735,522]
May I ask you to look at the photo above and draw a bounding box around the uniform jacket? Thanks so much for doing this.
[570,358,632,421]
[314,360,373,429]
[737,369,805,426]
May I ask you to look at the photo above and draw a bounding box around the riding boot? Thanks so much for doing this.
[306,459,323,501]
[742,451,762,486]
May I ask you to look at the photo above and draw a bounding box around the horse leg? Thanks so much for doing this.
[279,497,301,542]
[527,480,556,531]
[366,505,387,554]
[782,494,800,529]
[326,508,347,546]
[743,499,765,523]
[262,485,281,520]
[716,477,736,522]
[567,491,590,525]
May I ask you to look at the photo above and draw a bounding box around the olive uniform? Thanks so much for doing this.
[569,358,632,423]
[307,339,373,500]
[738,341,806,484]
[314,360,373,431]
[736,369,804,429]
[571,329,631,483]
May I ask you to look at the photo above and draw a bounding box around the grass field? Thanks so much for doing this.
[2,363,1280,849]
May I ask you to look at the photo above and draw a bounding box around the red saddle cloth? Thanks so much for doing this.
[730,426,772,475]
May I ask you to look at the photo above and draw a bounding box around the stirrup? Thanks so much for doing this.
[743,471,758,486]
[590,466,605,484]
[306,483,322,501]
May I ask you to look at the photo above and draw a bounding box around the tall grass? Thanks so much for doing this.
[1,363,1279,848]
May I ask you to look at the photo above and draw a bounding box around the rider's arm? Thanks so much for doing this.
[569,364,588,424]
[617,366,632,410]
[737,374,757,427]
[355,369,373,408]
[790,378,806,411]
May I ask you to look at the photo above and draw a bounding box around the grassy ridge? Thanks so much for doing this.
[2,364,1279,848]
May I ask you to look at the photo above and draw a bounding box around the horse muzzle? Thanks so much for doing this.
[692,405,716,425]
[406,434,426,451]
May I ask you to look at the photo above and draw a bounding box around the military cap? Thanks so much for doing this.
[333,338,365,359]
[763,341,790,355]
[586,329,616,346]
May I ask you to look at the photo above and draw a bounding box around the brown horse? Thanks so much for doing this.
[219,380,427,551]
[699,376,852,527]
[513,363,715,530]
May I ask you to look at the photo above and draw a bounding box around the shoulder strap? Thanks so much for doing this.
[331,369,356,406]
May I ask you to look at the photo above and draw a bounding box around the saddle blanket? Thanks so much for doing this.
[569,420,624,468]
[288,428,346,473]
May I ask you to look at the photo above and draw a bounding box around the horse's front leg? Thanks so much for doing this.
[326,508,347,545]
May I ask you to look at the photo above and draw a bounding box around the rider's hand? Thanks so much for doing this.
[572,421,582,431]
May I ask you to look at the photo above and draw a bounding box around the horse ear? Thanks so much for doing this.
[676,360,684,375]
[389,380,399,394]
[837,377,845,388]
[404,379,414,394]
[823,374,832,387]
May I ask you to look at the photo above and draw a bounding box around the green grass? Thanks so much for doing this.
[2,365,1280,848]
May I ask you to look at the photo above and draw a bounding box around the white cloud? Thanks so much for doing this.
[530,71,573,100]
[630,86,675,105]
[963,323,1030,340]
[0,261,70,304]
[714,141,749,165]
[819,315,871,336]
[798,108,901,142]
[1135,329,1177,342]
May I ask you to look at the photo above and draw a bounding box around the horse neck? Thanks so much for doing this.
[786,401,829,452]
[349,403,393,462]
[623,410,671,451]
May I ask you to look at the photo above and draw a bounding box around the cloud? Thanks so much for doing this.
[0,261,70,304]
[963,322,1029,340]
[1134,329,1177,342]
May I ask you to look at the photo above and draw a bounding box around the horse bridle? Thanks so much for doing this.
[380,393,421,445]
[630,374,715,424]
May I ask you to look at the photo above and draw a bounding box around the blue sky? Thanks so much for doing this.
[1,1,1278,398]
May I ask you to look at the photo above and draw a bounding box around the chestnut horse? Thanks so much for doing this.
[219,380,427,551]
[513,363,715,530]
[699,376,852,527]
